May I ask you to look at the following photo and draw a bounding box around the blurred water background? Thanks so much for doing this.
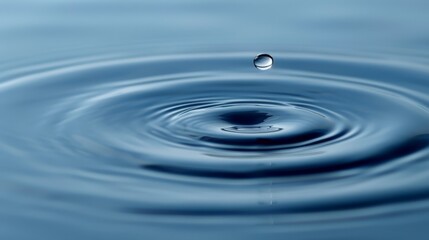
[1,1,429,239]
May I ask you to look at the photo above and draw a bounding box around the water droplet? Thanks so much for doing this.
[254,54,273,70]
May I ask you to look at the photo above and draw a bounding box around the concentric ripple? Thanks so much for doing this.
[2,52,429,224]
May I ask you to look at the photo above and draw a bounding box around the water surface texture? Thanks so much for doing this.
[1,1,429,239]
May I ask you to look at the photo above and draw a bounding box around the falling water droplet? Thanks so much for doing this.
[254,54,273,70]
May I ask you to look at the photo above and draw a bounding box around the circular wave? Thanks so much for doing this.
[2,52,429,224]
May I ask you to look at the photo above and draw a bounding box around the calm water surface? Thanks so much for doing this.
[1,1,429,239]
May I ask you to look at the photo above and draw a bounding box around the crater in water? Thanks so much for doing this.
[219,110,273,125]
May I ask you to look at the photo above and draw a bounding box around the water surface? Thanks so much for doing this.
[1,1,429,239]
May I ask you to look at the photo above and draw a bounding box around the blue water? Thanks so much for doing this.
[1,1,429,239]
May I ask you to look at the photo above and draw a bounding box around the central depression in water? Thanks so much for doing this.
[2,52,429,226]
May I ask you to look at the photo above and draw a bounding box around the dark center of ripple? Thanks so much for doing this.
[219,110,282,134]
[219,110,272,125]
[171,103,338,150]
